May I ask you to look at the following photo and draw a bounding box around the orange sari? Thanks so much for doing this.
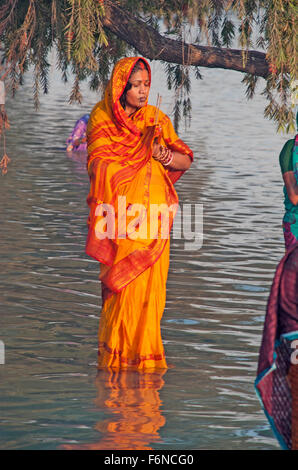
[86,57,193,369]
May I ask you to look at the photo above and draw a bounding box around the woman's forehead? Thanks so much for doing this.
[129,69,150,82]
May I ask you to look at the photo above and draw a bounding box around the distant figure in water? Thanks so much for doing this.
[279,112,298,250]
[66,114,90,152]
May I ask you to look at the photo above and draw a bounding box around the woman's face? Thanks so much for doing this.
[125,69,150,114]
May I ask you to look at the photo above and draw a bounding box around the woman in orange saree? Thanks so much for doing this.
[86,57,193,369]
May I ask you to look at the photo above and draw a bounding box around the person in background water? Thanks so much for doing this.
[66,114,90,152]
[279,112,298,250]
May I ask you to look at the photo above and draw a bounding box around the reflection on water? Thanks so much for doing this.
[0,60,292,450]
[62,369,166,450]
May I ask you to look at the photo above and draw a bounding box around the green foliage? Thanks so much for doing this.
[0,0,115,105]
[165,62,193,131]
[0,0,296,132]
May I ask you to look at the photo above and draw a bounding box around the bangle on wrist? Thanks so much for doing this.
[163,150,173,166]
[153,146,174,167]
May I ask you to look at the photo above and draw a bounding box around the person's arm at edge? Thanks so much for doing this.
[279,139,298,206]
[283,171,298,206]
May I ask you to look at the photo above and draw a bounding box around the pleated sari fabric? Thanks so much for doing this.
[255,242,298,449]
[85,57,193,369]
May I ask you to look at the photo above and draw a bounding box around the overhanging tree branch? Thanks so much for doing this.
[103,1,269,78]
[0,0,294,135]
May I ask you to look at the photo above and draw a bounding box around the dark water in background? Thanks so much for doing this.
[0,58,293,450]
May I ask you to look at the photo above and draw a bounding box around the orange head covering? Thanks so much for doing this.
[103,56,151,135]
[87,56,193,181]
[87,56,156,173]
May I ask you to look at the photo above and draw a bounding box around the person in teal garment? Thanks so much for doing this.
[279,112,298,250]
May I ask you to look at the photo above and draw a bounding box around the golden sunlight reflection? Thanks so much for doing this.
[62,368,167,450]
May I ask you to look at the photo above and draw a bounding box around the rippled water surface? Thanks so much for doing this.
[0,60,291,450]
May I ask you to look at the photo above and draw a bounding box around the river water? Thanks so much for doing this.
[0,58,292,450]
